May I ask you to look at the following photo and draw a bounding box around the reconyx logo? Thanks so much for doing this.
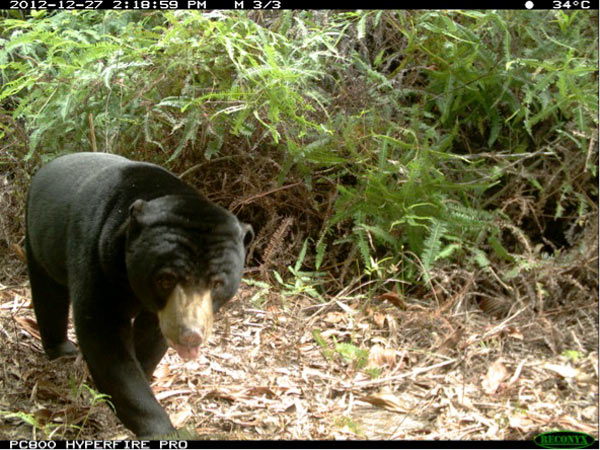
[534,431,596,449]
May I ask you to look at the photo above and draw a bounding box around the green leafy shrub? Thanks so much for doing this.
[1,10,597,292]
[1,10,339,161]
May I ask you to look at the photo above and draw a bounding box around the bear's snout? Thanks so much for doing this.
[158,284,214,360]
[179,328,204,347]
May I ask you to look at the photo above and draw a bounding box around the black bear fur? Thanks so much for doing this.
[25,152,252,437]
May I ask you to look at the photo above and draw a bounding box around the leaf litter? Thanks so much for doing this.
[0,271,597,441]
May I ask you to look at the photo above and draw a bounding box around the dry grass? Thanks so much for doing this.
[0,256,597,440]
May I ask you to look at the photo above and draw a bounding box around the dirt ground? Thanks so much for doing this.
[0,258,598,441]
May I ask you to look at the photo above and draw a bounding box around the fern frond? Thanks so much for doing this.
[421,218,446,280]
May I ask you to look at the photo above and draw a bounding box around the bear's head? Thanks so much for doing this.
[124,195,253,360]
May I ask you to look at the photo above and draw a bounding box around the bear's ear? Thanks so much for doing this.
[241,223,254,247]
[129,199,146,221]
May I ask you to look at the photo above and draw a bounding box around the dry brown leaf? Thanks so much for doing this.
[543,362,579,379]
[14,316,41,339]
[435,325,464,355]
[171,404,193,427]
[153,363,170,381]
[505,326,524,340]
[365,345,396,369]
[11,243,26,262]
[324,311,346,324]
[266,305,280,314]
[377,292,406,310]
[557,415,598,434]
[372,311,386,328]
[154,388,193,401]
[509,414,538,432]
[203,388,237,402]
[359,390,405,412]
[245,386,277,399]
[482,358,509,394]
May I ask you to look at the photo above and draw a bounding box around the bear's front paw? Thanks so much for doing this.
[145,428,199,440]
[46,341,78,360]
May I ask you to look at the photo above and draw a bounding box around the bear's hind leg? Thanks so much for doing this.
[27,256,77,359]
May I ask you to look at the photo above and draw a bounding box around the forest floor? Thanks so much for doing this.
[0,260,597,441]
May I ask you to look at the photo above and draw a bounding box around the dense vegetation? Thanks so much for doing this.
[1,10,597,298]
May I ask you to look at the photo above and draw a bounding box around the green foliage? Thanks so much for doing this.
[0,409,57,439]
[1,10,597,290]
[312,328,369,370]
[561,349,584,363]
[333,339,369,369]
[243,278,272,308]
[0,382,113,439]
[273,239,327,302]
[312,328,334,361]
[71,383,114,439]
[334,416,364,437]
[0,10,338,161]
[308,10,597,284]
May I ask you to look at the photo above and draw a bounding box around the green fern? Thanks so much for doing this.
[355,227,372,270]
[421,219,447,281]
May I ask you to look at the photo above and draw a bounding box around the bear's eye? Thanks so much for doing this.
[209,276,225,291]
[155,273,176,293]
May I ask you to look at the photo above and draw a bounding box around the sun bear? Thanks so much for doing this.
[25,152,252,437]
